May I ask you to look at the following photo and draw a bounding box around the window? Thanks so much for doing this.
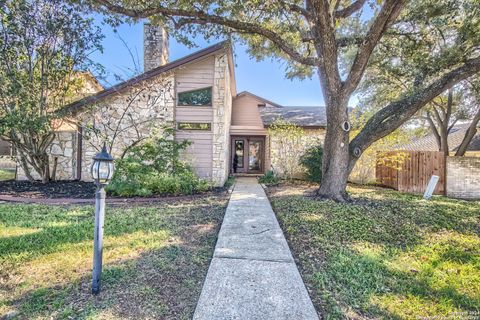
[178,87,212,106]
[234,140,244,168]
[177,122,211,131]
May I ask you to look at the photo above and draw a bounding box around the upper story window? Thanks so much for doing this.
[177,87,212,106]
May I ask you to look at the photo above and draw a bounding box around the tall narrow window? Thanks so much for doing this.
[178,87,212,106]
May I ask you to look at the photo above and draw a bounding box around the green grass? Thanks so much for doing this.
[0,196,228,319]
[0,168,15,180]
[268,184,480,319]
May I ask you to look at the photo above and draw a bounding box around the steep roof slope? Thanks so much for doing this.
[61,41,232,116]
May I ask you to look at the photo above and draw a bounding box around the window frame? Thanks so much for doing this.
[177,122,212,131]
[177,86,213,107]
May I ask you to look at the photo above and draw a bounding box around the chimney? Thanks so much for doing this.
[143,23,169,72]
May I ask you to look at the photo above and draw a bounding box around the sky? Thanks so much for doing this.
[90,17,326,107]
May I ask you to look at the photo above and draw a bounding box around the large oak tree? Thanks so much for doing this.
[87,0,480,201]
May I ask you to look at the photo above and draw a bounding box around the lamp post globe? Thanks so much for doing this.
[91,143,114,185]
[91,142,114,295]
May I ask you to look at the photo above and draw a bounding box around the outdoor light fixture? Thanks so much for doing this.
[91,143,114,185]
[90,142,114,295]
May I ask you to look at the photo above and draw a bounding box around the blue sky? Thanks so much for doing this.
[90,18,325,107]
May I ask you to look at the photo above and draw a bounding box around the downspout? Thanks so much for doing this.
[76,125,83,180]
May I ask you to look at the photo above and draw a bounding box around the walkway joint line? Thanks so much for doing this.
[193,177,319,320]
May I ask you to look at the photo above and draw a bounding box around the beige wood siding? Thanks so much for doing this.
[176,106,213,122]
[175,57,216,179]
[176,56,215,93]
[231,94,265,127]
[176,131,213,178]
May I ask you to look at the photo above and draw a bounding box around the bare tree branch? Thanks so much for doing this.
[92,0,319,66]
[350,56,480,165]
[455,106,480,156]
[334,0,367,19]
[426,111,442,149]
[343,0,405,96]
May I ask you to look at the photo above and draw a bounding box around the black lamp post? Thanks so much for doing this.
[90,143,114,295]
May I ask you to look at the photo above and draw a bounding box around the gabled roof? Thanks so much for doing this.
[236,91,284,108]
[397,123,480,152]
[235,91,327,128]
[61,41,231,116]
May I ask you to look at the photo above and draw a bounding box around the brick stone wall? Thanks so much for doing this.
[211,53,231,186]
[77,74,176,181]
[143,24,169,71]
[268,128,325,179]
[17,131,77,180]
[446,156,480,200]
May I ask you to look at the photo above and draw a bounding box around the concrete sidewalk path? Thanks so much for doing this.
[193,178,319,320]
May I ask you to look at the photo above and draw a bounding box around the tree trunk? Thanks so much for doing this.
[455,106,480,156]
[317,96,351,202]
[439,127,449,156]
[18,152,35,182]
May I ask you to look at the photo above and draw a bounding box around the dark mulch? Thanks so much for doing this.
[0,180,232,203]
[0,180,96,199]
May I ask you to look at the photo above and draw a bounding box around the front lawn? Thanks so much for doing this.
[0,195,228,319]
[0,168,15,181]
[267,183,480,319]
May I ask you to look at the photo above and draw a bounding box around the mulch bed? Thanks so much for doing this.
[0,180,96,199]
[0,180,232,205]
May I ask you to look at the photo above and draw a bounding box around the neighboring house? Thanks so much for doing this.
[17,24,327,186]
[396,123,480,155]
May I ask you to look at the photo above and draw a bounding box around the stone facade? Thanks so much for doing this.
[267,128,325,178]
[144,24,169,71]
[211,53,232,186]
[446,156,480,199]
[77,74,176,181]
[17,131,77,181]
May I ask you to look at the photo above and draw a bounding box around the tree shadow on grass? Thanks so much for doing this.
[268,187,480,319]
[308,243,479,319]
[1,197,227,319]
[7,234,215,319]
[0,199,225,263]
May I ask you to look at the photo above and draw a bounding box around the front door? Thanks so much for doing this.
[231,137,264,174]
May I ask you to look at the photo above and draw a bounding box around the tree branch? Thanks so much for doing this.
[334,0,367,19]
[91,0,318,66]
[426,111,442,149]
[455,106,480,156]
[343,0,405,96]
[350,56,480,162]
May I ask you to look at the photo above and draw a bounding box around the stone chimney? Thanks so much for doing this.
[143,23,169,72]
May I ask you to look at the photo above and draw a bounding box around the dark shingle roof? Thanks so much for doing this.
[259,106,327,127]
[397,123,480,152]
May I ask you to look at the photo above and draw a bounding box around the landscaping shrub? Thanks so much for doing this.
[107,129,210,197]
[299,144,323,183]
[258,170,279,185]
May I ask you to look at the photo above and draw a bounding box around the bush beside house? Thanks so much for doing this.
[107,129,210,197]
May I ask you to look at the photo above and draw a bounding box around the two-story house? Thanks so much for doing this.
[17,24,327,186]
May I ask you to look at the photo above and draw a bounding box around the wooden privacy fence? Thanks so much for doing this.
[376,151,446,195]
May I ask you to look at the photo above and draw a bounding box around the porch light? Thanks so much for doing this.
[90,143,114,185]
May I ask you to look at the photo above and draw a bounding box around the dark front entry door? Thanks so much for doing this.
[231,137,264,174]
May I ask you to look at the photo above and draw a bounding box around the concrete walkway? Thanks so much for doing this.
[193,178,319,320]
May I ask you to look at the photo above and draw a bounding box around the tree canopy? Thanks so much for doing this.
[85,0,480,200]
[0,0,103,182]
